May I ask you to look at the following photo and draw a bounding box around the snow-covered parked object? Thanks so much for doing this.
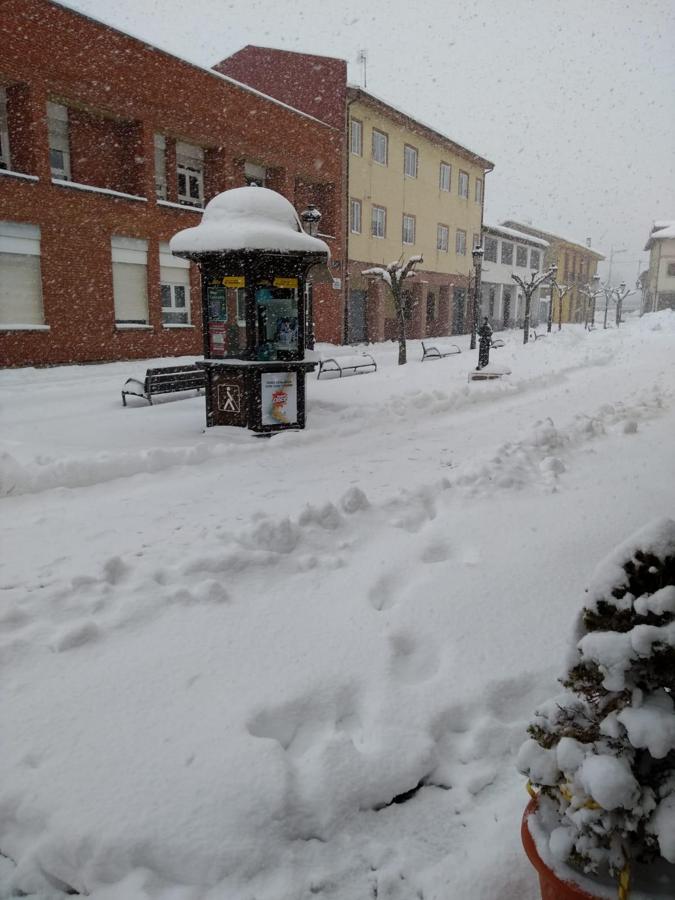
[518,518,675,893]
[468,362,511,382]
[169,186,329,257]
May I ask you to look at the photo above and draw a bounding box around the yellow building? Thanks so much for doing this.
[501,221,604,323]
[346,88,494,341]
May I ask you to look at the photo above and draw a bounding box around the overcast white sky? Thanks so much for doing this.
[63,0,675,285]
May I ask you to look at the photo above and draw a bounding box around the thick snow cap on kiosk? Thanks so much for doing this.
[170,186,330,258]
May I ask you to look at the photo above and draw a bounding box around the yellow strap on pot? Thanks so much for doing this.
[526,780,538,799]
[559,783,601,810]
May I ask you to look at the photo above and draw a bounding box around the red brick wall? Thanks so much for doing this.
[214,47,347,131]
[0,0,345,366]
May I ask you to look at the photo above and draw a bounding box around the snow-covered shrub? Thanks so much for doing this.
[518,518,675,881]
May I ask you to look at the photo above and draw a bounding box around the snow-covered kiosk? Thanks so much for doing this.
[170,186,329,432]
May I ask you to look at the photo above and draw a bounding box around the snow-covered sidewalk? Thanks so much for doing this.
[1,314,674,899]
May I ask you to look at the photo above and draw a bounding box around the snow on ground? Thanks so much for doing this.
[1,313,674,899]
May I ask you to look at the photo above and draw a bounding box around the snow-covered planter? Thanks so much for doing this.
[518,518,675,898]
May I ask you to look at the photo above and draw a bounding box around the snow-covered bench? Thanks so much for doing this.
[421,341,461,361]
[530,330,547,341]
[491,337,505,348]
[468,363,512,383]
[121,365,205,405]
[317,353,377,379]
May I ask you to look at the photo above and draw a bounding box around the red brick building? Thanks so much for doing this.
[0,0,345,367]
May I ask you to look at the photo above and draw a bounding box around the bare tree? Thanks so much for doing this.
[579,275,603,330]
[511,266,557,344]
[363,255,423,365]
[549,279,571,332]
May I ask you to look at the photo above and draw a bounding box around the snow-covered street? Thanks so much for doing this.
[1,313,675,899]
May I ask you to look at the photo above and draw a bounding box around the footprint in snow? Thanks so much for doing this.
[388,632,440,684]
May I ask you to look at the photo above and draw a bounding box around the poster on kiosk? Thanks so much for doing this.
[261,372,298,426]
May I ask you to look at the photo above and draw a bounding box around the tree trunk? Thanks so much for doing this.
[397,313,407,365]
[523,291,531,343]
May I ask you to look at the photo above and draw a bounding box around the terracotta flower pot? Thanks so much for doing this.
[521,798,601,900]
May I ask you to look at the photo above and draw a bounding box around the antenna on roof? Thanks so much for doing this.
[357,49,367,88]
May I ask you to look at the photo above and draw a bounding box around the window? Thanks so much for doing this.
[668,263,675,277]
[244,161,266,186]
[456,229,467,255]
[475,178,483,203]
[437,224,449,252]
[154,134,167,199]
[371,205,386,238]
[47,101,70,181]
[530,249,541,271]
[484,236,498,262]
[236,288,246,325]
[439,162,451,191]
[0,222,44,325]
[458,170,469,198]
[159,243,190,325]
[350,119,363,156]
[426,291,437,321]
[372,129,388,165]
[176,141,204,207]
[402,214,415,244]
[516,245,528,267]
[111,236,149,325]
[350,198,362,234]
[501,241,514,265]
[0,88,10,170]
[404,144,418,178]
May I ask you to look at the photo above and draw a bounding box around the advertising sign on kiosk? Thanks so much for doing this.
[170,186,329,433]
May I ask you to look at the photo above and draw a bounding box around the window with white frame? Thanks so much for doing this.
[0,222,45,326]
[350,119,363,156]
[404,144,418,178]
[475,178,483,203]
[516,245,528,267]
[154,134,167,199]
[458,170,469,198]
[111,236,149,325]
[371,205,386,238]
[47,101,70,181]
[456,229,467,255]
[350,198,362,234]
[501,241,514,264]
[402,213,415,244]
[530,249,541,271]
[176,141,204,206]
[244,161,266,186]
[0,88,10,170]
[159,242,190,325]
[437,224,449,252]
[484,236,498,262]
[439,161,451,191]
[372,129,388,165]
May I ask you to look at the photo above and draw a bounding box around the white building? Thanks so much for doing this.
[480,224,549,329]
[642,221,675,314]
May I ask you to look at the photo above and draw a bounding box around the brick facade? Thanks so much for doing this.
[0,0,345,367]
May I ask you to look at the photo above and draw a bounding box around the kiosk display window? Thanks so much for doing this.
[255,278,299,360]
[206,280,245,357]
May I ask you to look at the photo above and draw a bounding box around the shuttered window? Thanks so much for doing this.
[0,222,44,325]
[111,236,149,325]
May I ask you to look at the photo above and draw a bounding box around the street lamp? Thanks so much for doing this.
[546,265,558,332]
[470,243,484,350]
[300,204,322,237]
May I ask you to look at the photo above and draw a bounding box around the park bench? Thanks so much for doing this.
[121,364,205,406]
[491,337,505,348]
[530,330,547,341]
[468,363,512,383]
[421,341,461,361]
[317,353,377,379]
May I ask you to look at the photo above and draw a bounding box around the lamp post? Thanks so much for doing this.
[300,205,322,348]
[470,243,484,350]
[545,265,559,332]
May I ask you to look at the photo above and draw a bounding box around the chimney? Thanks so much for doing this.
[586,237,592,247]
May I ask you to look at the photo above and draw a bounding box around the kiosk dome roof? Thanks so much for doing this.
[170,186,330,257]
